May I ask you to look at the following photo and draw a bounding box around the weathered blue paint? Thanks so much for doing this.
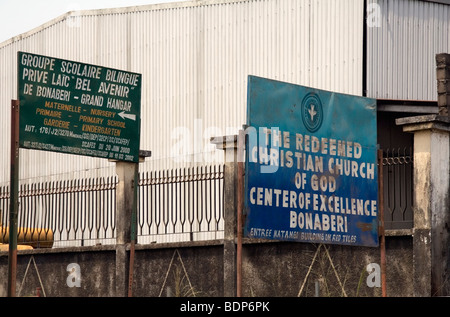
[18,51,142,163]
[244,75,378,247]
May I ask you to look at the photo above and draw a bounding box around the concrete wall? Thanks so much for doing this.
[242,236,412,297]
[0,235,412,297]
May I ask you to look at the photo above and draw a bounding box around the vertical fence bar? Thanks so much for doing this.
[188,168,193,240]
[0,187,7,240]
[383,148,414,230]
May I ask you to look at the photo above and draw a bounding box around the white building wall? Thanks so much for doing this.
[366,0,450,101]
[0,0,364,184]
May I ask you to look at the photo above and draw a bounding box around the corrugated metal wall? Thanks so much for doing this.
[0,0,365,184]
[366,0,450,100]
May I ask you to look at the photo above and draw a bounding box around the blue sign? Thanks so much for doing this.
[244,76,379,247]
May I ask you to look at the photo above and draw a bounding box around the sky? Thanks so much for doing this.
[0,0,181,43]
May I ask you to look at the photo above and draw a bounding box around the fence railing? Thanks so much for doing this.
[138,165,224,243]
[0,149,413,249]
[381,148,414,230]
[0,164,224,248]
[1,177,117,248]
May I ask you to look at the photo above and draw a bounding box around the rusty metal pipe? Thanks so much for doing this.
[8,99,20,297]
[237,130,245,297]
[378,150,387,297]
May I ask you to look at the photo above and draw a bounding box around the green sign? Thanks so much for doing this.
[18,51,142,162]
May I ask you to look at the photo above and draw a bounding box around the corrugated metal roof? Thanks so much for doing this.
[366,0,450,101]
[0,0,369,184]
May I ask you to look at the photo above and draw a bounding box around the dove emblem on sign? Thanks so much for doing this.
[308,104,317,121]
[301,93,323,133]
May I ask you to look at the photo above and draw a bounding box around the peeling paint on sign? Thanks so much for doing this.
[244,76,379,247]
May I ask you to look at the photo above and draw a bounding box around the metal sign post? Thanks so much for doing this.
[8,99,20,297]
[378,149,387,296]
[236,130,245,297]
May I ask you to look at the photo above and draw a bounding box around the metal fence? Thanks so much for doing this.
[1,177,117,248]
[0,164,224,248]
[0,150,413,249]
[138,165,224,244]
[381,148,414,230]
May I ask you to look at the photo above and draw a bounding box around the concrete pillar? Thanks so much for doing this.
[115,161,138,297]
[397,115,450,296]
[116,161,138,245]
[436,53,450,116]
[113,150,150,297]
[211,135,238,297]
[395,53,450,297]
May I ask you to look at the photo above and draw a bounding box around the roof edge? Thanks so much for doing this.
[0,0,250,48]
[2,0,450,49]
